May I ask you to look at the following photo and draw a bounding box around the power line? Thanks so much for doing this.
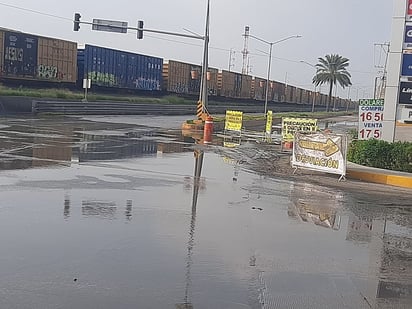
[0,2,237,54]
[0,2,71,21]
[0,1,375,80]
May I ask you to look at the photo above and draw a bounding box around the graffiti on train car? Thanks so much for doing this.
[171,82,188,94]
[38,65,58,79]
[5,47,23,61]
[87,72,117,86]
[133,78,161,91]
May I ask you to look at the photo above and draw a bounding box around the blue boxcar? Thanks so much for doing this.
[3,31,38,78]
[77,44,163,91]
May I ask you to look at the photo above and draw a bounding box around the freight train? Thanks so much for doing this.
[0,27,353,109]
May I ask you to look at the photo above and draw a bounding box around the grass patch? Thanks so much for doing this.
[0,85,196,104]
[0,85,355,120]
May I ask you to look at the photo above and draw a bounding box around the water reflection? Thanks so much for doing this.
[346,214,373,242]
[375,218,412,302]
[288,183,342,230]
[177,147,204,309]
[82,200,117,220]
[125,200,133,221]
[286,182,412,306]
[0,119,192,171]
[64,194,70,219]
[349,215,412,304]
[77,132,158,161]
[63,197,134,222]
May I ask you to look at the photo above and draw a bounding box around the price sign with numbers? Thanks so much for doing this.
[358,99,384,140]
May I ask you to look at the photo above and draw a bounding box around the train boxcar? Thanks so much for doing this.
[207,67,219,96]
[77,44,162,91]
[277,81,287,102]
[296,88,302,104]
[217,70,252,99]
[291,86,299,103]
[301,89,310,104]
[268,81,285,102]
[296,88,307,104]
[0,27,347,109]
[38,36,77,82]
[252,77,266,101]
[0,28,77,84]
[285,85,294,103]
[320,93,328,107]
[163,60,218,96]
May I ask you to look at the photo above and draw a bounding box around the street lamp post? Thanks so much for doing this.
[346,86,351,112]
[248,33,302,115]
[300,60,317,113]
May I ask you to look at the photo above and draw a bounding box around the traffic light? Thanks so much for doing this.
[73,13,81,31]
[137,20,144,39]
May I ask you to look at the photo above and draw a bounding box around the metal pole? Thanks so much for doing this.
[264,43,273,116]
[311,84,316,113]
[199,0,210,113]
[346,86,351,112]
[299,60,316,113]
[374,76,378,99]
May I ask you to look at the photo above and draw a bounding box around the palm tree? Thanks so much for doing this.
[313,54,352,112]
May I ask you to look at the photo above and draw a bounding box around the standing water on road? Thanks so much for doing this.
[0,116,411,309]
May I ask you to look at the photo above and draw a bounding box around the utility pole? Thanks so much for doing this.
[198,0,210,115]
[241,26,250,75]
[374,42,390,99]
[228,48,235,72]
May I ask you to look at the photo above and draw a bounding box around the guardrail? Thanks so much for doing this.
[32,100,313,115]
[32,101,197,115]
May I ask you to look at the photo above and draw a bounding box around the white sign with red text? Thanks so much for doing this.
[408,0,412,20]
[358,99,384,140]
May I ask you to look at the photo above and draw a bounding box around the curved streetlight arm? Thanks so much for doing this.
[247,33,302,116]
[248,34,271,45]
[271,35,302,46]
[249,34,302,46]
[299,60,315,68]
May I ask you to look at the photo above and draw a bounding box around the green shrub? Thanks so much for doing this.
[348,139,412,172]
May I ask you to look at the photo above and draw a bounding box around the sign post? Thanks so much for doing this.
[357,99,384,140]
[83,78,91,102]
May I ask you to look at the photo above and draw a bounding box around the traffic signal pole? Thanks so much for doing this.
[199,0,210,115]
[73,0,211,120]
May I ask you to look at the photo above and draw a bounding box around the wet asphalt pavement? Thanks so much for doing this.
[0,115,411,309]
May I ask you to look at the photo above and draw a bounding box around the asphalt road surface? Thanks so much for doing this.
[0,115,410,309]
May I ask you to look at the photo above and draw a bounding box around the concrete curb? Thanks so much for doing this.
[346,165,412,189]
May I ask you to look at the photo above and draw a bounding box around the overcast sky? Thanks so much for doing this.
[0,0,394,100]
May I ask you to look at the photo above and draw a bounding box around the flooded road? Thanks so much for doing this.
[0,116,411,309]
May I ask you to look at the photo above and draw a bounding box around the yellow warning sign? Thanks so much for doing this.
[265,110,273,134]
[282,117,318,141]
[225,110,243,132]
